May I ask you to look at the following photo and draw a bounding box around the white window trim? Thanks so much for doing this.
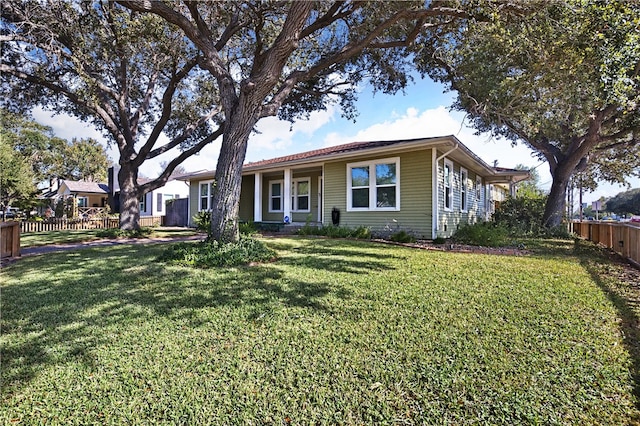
[268,180,284,213]
[77,196,89,208]
[346,157,400,212]
[476,176,482,202]
[444,159,453,212]
[291,177,311,213]
[198,180,214,211]
[460,168,468,212]
[139,194,147,213]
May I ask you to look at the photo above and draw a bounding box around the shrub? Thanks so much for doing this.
[452,222,509,247]
[296,224,371,239]
[160,235,276,268]
[297,223,321,235]
[432,236,447,244]
[192,210,212,233]
[96,227,154,239]
[492,195,546,236]
[390,230,416,243]
[239,221,258,235]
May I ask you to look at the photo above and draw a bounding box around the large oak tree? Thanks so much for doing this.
[417,0,640,227]
[118,0,473,242]
[1,1,222,229]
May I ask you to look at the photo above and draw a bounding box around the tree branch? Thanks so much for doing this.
[261,4,468,117]
[145,106,222,160]
[138,124,224,194]
[133,55,202,165]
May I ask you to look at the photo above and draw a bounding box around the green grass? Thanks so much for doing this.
[20,227,198,248]
[1,237,638,424]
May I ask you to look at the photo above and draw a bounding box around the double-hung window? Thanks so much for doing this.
[444,159,453,211]
[347,157,400,211]
[460,168,468,212]
[199,181,214,211]
[139,194,147,213]
[269,180,283,212]
[77,196,88,208]
[476,176,482,202]
[291,178,310,212]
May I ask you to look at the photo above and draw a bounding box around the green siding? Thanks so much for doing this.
[435,155,488,238]
[238,175,254,222]
[188,182,200,227]
[324,149,433,238]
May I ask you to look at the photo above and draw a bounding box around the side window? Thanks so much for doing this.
[444,159,453,211]
[460,168,468,212]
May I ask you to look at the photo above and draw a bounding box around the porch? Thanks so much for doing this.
[242,165,324,226]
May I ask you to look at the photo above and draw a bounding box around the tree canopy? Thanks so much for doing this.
[117,0,475,241]
[417,0,640,227]
[605,188,640,216]
[0,109,110,213]
[1,0,222,229]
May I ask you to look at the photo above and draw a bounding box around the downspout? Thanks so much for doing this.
[432,143,459,238]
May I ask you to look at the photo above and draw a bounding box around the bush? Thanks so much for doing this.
[390,230,416,243]
[239,221,258,235]
[492,195,546,236]
[296,224,371,240]
[432,236,447,244]
[160,235,276,268]
[96,227,154,239]
[452,222,509,247]
[192,210,212,233]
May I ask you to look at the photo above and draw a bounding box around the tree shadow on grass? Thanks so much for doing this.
[576,241,640,412]
[269,238,401,274]
[0,243,356,397]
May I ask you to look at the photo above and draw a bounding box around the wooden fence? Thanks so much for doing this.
[19,216,163,233]
[1,221,20,258]
[571,221,640,267]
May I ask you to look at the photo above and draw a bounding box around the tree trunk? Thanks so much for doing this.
[542,162,573,228]
[118,162,141,230]
[209,114,256,243]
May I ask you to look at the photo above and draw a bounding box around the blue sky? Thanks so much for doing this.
[33,76,638,205]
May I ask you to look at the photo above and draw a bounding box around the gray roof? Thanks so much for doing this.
[61,180,110,194]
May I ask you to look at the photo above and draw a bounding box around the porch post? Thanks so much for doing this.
[283,168,292,223]
[254,172,262,222]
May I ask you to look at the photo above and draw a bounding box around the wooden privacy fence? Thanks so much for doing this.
[1,221,21,258]
[572,221,640,267]
[20,216,163,233]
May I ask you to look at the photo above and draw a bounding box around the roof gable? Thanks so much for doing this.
[61,180,109,194]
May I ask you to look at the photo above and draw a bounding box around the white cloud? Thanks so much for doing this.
[245,103,338,163]
[323,105,544,169]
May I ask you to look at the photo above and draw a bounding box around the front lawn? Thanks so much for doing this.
[20,227,198,248]
[1,237,638,424]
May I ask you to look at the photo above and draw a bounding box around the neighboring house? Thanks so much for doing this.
[138,179,190,217]
[54,180,110,216]
[181,136,530,238]
[107,166,190,217]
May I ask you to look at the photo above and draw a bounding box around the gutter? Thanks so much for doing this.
[436,142,459,162]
